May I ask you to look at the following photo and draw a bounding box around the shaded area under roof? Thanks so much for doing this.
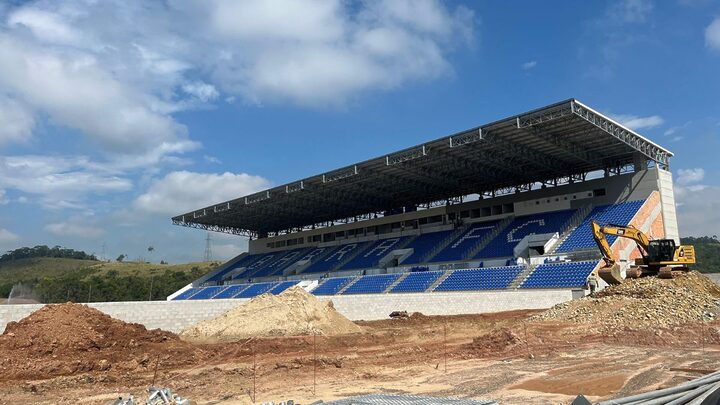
[172,99,672,238]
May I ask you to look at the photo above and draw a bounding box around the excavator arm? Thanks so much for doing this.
[592,220,651,284]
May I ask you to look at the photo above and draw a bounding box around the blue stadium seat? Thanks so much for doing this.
[555,200,645,253]
[268,281,299,294]
[250,248,311,278]
[341,273,402,294]
[188,285,226,300]
[212,284,249,299]
[303,242,370,274]
[520,261,599,289]
[311,277,354,295]
[341,237,410,270]
[430,222,499,262]
[205,253,264,282]
[390,271,443,293]
[400,230,453,265]
[433,266,523,291]
[172,287,203,300]
[235,282,277,298]
[476,210,576,259]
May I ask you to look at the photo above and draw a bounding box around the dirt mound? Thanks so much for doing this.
[466,328,523,356]
[534,272,720,331]
[181,286,363,342]
[0,303,207,380]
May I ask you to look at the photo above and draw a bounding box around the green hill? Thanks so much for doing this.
[681,236,720,273]
[0,258,220,303]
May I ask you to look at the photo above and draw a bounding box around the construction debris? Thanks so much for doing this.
[180,286,363,342]
[111,387,195,405]
[533,272,720,331]
[389,311,410,319]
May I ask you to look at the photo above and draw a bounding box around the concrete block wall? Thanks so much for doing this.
[0,289,575,334]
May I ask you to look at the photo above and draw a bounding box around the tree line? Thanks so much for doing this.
[681,236,720,273]
[0,245,98,262]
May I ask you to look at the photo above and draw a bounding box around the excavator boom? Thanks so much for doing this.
[590,220,695,285]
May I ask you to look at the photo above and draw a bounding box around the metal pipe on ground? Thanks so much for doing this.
[597,372,720,405]
[687,382,720,405]
[665,382,719,405]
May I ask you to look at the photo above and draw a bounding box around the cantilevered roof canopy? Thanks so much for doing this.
[172,99,672,238]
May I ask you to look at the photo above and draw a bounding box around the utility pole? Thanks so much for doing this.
[203,232,212,262]
[101,242,107,261]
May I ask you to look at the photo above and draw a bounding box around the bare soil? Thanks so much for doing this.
[0,307,718,404]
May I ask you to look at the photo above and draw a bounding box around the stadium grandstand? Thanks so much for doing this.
[168,99,679,304]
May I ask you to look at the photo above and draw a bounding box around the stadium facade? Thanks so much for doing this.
[169,99,678,302]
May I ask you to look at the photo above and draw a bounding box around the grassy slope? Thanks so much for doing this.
[0,258,221,303]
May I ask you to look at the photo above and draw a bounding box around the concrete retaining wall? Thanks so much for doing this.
[0,289,575,334]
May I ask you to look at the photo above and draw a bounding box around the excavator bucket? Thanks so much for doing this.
[598,263,624,285]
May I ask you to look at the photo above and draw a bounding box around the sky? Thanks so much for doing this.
[0,0,718,263]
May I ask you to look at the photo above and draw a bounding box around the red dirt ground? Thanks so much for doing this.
[1,306,719,404]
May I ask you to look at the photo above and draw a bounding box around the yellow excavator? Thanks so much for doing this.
[592,220,696,284]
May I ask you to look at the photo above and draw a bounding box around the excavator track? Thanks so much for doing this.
[658,266,690,279]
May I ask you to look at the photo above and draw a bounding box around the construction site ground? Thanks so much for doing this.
[1,309,719,405]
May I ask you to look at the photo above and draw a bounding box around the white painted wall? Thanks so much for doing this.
[0,289,574,334]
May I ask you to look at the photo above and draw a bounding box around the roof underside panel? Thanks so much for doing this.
[172,99,672,235]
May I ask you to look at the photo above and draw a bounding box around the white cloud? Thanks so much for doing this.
[182,82,220,103]
[134,170,271,216]
[608,0,653,23]
[0,35,190,154]
[0,96,35,145]
[677,168,705,186]
[673,168,716,237]
[0,228,19,245]
[8,7,82,46]
[0,189,7,205]
[45,217,105,238]
[521,61,537,70]
[611,114,664,130]
[0,155,133,209]
[676,185,720,236]
[204,0,472,107]
[204,155,222,164]
[706,17,720,50]
[1,0,474,115]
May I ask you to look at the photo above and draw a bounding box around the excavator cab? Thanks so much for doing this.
[647,239,676,262]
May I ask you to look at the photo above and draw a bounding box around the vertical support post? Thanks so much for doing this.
[443,323,447,374]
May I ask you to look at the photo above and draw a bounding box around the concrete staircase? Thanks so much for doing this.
[508,264,536,289]
[426,270,453,292]
[463,216,514,260]
[547,204,594,254]
[421,224,470,263]
[383,272,409,293]
[336,276,362,294]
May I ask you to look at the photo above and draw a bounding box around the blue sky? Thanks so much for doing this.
[0,0,718,263]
